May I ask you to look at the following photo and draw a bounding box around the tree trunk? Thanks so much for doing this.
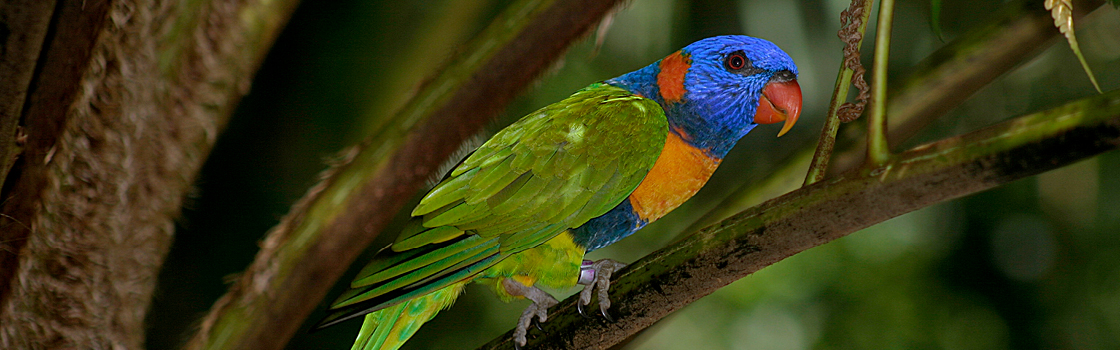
[0,0,296,348]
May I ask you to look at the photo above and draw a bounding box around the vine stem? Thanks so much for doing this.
[867,0,896,165]
[804,0,875,186]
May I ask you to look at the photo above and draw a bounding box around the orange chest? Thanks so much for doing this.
[628,131,721,222]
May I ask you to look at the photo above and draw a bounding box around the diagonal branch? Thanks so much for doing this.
[0,0,298,348]
[0,0,56,192]
[184,1,627,349]
[0,0,112,301]
[477,89,1120,350]
[686,0,1106,233]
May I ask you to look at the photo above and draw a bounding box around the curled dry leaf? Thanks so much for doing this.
[1044,0,1103,93]
[837,1,871,122]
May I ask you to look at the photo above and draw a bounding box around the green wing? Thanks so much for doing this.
[406,84,667,251]
[318,84,667,328]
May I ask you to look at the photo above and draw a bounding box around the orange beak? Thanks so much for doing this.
[754,79,802,137]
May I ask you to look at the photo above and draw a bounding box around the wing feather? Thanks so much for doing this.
[323,84,668,323]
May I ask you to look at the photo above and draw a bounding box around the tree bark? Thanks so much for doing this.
[0,0,56,192]
[0,0,297,348]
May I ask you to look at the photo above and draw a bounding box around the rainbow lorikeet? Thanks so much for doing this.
[315,35,801,350]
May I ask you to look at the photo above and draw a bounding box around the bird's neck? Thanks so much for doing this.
[606,58,756,159]
[663,104,755,158]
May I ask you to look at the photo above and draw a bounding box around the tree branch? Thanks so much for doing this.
[478,88,1120,350]
[0,0,111,301]
[0,0,56,191]
[184,1,627,349]
[0,0,297,348]
[830,0,1106,172]
[686,0,1106,233]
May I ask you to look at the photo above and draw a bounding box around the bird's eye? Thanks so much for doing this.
[725,52,748,71]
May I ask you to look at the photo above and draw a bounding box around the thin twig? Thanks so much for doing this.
[866,0,895,165]
[804,0,875,185]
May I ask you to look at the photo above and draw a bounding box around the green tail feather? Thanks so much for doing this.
[352,281,467,350]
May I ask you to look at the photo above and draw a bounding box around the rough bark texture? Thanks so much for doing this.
[0,0,297,348]
[0,0,112,300]
[0,0,57,191]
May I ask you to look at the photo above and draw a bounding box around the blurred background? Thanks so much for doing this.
[145,0,1120,349]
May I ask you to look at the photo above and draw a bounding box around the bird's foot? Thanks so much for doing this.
[577,259,627,321]
[502,278,558,350]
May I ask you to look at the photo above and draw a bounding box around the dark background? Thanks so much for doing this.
[145,0,1120,349]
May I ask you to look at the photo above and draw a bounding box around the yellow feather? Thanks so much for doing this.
[351,282,467,350]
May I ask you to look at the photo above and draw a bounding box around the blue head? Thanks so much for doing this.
[606,35,801,157]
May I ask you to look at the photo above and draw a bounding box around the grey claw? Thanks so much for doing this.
[534,318,546,333]
[600,307,614,322]
[503,278,557,350]
[576,301,592,319]
[577,259,627,322]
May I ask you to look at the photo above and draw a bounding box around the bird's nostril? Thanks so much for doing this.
[772,70,796,82]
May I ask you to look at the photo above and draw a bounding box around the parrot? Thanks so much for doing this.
[314,35,802,350]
